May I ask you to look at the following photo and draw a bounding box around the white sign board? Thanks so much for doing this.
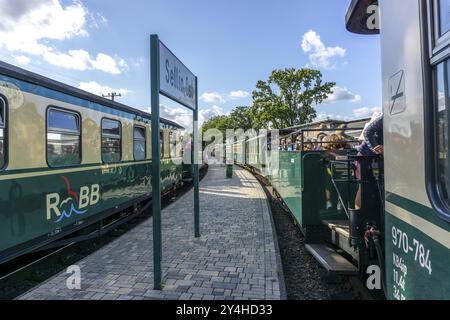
[159,41,196,110]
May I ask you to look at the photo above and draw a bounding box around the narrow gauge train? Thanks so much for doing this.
[235,0,450,300]
[0,61,186,265]
[346,0,449,300]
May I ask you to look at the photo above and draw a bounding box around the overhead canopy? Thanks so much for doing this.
[346,0,380,35]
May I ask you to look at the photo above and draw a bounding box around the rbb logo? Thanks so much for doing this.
[46,176,100,222]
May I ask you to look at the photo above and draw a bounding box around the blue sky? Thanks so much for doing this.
[0,0,382,129]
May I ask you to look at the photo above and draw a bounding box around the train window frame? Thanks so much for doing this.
[133,125,147,161]
[46,106,82,168]
[101,118,122,164]
[169,131,178,158]
[0,95,7,170]
[430,0,450,59]
[424,0,450,221]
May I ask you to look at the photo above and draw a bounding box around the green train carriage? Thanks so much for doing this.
[0,61,184,264]
[236,0,450,300]
[347,0,450,300]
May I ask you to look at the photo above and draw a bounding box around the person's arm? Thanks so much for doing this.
[364,117,383,149]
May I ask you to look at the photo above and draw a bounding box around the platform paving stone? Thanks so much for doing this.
[19,165,284,300]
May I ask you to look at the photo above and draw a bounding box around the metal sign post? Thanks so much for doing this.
[150,34,162,290]
[150,34,200,290]
[193,77,200,238]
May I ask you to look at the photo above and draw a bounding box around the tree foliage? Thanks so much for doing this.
[252,68,335,128]
[201,68,335,138]
[201,115,231,137]
[201,106,255,137]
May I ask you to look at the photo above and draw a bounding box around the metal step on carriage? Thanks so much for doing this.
[236,124,386,291]
[304,143,385,288]
[275,126,385,283]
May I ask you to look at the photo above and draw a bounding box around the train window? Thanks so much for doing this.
[47,108,81,167]
[0,97,6,169]
[102,119,121,163]
[160,131,164,159]
[433,61,450,208]
[134,126,146,161]
[439,0,450,36]
[170,131,177,158]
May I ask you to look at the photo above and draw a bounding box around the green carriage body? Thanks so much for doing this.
[268,151,350,237]
[0,62,183,263]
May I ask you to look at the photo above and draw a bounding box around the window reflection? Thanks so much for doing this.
[435,61,450,204]
[47,109,81,167]
[160,131,164,159]
[102,119,121,163]
[440,0,450,36]
[101,137,121,163]
[0,129,4,169]
[48,109,79,132]
[47,133,80,167]
[134,126,146,161]
[170,132,178,158]
[0,97,5,169]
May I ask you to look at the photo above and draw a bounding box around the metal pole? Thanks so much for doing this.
[193,76,200,238]
[150,34,162,290]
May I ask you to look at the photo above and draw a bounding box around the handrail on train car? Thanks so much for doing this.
[299,127,365,151]
[277,127,364,151]
[328,154,384,220]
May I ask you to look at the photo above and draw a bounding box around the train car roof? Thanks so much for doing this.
[346,0,379,35]
[0,60,184,130]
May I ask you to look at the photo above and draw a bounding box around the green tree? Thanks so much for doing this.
[201,106,255,138]
[228,106,255,131]
[201,115,231,137]
[252,68,335,129]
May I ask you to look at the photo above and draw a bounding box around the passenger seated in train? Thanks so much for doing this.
[303,139,313,151]
[322,134,351,211]
[354,114,384,210]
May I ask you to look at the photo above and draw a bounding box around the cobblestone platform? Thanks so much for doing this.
[19,165,284,300]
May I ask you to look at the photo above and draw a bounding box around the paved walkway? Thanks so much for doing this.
[19,165,284,300]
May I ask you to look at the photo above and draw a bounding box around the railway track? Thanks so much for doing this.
[0,165,208,300]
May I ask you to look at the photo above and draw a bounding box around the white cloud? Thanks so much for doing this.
[98,14,108,25]
[200,92,226,104]
[0,0,125,74]
[314,106,381,123]
[352,106,382,118]
[326,86,361,103]
[159,106,191,129]
[130,57,145,68]
[315,113,352,122]
[200,105,227,123]
[13,55,31,65]
[42,50,124,74]
[229,90,250,99]
[79,81,131,97]
[301,30,346,70]
[200,90,250,104]
[89,12,108,29]
[155,104,227,131]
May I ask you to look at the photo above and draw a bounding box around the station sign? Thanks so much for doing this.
[150,34,200,290]
[159,41,197,110]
